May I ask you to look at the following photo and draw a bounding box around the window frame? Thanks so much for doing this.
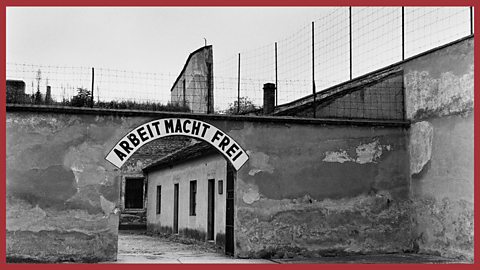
[218,180,223,195]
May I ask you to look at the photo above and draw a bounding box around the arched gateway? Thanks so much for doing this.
[106,118,249,170]
[106,117,247,256]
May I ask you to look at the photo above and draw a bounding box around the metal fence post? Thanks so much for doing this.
[183,79,186,108]
[207,63,212,114]
[402,7,405,60]
[237,53,241,114]
[471,6,474,35]
[275,42,278,107]
[312,21,316,118]
[349,7,352,80]
[91,67,94,108]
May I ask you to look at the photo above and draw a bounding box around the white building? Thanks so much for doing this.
[143,142,234,254]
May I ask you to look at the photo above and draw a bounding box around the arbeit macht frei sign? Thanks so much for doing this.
[105,118,249,170]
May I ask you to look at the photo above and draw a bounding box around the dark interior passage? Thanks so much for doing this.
[125,178,144,209]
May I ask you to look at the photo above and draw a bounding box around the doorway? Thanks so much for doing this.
[207,179,215,241]
[124,178,144,209]
[173,183,179,234]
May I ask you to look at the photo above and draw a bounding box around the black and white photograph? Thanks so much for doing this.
[5,6,474,264]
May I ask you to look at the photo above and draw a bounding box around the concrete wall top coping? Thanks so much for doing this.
[6,104,410,127]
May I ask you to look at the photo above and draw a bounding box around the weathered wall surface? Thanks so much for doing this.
[6,112,127,262]
[6,108,410,261]
[277,71,404,121]
[171,46,214,114]
[275,36,473,123]
[146,153,227,246]
[270,36,474,261]
[404,37,474,261]
[224,122,411,258]
[6,37,472,262]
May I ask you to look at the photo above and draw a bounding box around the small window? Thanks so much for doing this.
[218,180,223,195]
[156,185,161,214]
[190,180,197,216]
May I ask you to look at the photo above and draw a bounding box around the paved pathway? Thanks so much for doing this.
[116,230,273,264]
[116,230,466,264]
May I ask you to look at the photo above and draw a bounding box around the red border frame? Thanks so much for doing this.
[0,1,477,6]
[1,2,478,269]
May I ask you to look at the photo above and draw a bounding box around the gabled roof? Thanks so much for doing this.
[142,140,218,173]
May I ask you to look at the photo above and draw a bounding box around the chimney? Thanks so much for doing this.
[263,83,275,115]
[45,85,52,104]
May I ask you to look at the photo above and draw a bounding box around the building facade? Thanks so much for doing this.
[119,137,194,228]
[144,143,233,253]
[170,45,214,114]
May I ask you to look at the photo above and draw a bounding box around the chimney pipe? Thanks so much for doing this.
[263,83,275,115]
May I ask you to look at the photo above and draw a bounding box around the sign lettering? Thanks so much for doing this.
[105,118,249,171]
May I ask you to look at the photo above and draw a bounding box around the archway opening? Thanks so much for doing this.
[110,118,248,261]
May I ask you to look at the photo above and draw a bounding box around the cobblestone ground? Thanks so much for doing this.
[115,230,466,264]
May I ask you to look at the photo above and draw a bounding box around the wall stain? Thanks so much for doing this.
[323,139,392,164]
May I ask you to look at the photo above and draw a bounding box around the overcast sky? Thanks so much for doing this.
[7,7,330,74]
[6,7,472,109]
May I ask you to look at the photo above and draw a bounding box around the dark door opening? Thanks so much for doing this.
[125,178,144,209]
[207,179,215,241]
[173,183,179,234]
[225,164,235,256]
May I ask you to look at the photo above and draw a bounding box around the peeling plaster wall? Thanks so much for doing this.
[405,38,474,121]
[224,122,411,258]
[7,109,411,261]
[266,36,474,261]
[7,39,472,262]
[6,112,144,262]
[404,37,474,261]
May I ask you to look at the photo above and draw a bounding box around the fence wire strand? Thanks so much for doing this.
[7,7,472,115]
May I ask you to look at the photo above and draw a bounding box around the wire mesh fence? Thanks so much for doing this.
[221,6,472,108]
[6,7,473,117]
[275,73,406,121]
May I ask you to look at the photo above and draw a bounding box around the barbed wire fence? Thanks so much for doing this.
[222,6,472,109]
[6,7,473,114]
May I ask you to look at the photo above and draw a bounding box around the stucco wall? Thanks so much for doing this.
[404,37,474,261]
[6,108,410,261]
[269,36,474,261]
[224,121,411,258]
[146,153,227,246]
[6,112,126,262]
[171,46,214,114]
